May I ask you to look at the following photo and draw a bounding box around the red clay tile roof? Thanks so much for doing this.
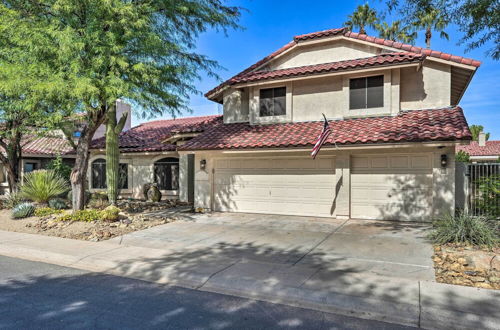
[457,140,500,157]
[230,53,424,84]
[179,107,471,151]
[91,115,222,153]
[206,27,480,99]
[22,137,74,156]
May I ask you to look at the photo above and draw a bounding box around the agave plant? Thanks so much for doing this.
[12,202,35,219]
[20,170,69,204]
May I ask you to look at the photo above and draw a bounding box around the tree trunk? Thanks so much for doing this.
[0,132,22,193]
[69,106,107,210]
[105,103,127,205]
[360,25,366,35]
[425,27,432,48]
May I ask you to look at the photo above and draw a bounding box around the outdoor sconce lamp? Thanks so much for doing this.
[441,154,448,168]
[200,159,207,170]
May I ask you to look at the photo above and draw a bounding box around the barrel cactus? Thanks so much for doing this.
[101,205,121,222]
[147,184,162,202]
[12,202,35,219]
[48,198,68,210]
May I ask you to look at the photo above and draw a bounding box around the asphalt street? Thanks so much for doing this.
[0,255,415,329]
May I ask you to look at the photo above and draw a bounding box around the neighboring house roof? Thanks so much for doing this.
[23,137,74,156]
[206,27,481,99]
[179,106,471,151]
[457,140,500,157]
[90,115,222,153]
[229,52,425,85]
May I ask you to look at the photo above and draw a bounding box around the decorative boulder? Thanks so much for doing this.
[142,183,153,200]
[147,184,162,202]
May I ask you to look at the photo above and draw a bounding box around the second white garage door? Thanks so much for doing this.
[213,156,336,217]
[351,153,434,221]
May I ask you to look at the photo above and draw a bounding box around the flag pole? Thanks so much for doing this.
[322,113,338,150]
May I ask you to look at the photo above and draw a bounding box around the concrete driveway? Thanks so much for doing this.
[110,212,434,282]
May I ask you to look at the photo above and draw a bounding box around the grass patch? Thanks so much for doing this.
[428,213,499,247]
[57,209,103,222]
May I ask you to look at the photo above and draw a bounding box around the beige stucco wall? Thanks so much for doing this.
[268,39,380,70]
[193,145,456,221]
[292,76,343,120]
[400,61,451,110]
[88,152,181,200]
[223,88,249,124]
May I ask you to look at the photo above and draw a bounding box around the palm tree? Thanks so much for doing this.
[344,3,379,35]
[412,7,449,48]
[375,21,417,44]
[469,125,490,141]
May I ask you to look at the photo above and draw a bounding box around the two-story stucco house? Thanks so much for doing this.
[176,27,479,221]
[88,27,479,222]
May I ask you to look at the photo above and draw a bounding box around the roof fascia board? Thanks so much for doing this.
[179,141,461,154]
[233,62,420,88]
[339,36,477,71]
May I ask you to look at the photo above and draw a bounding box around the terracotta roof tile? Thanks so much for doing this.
[179,107,470,151]
[90,115,222,153]
[457,140,500,156]
[206,27,481,99]
[229,53,424,84]
[22,137,74,156]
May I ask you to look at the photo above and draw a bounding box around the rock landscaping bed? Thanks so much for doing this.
[433,244,500,290]
[0,200,190,242]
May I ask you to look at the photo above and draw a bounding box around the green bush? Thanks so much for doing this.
[20,170,69,204]
[101,205,120,222]
[48,198,68,210]
[34,207,63,217]
[12,202,35,219]
[57,209,102,222]
[428,213,499,247]
[46,155,72,182]
[4,192,25,209]
[475,174,500,218]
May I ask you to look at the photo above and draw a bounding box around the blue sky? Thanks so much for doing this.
[132,0,499,139]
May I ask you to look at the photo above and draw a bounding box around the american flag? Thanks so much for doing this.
[311,114,331,159]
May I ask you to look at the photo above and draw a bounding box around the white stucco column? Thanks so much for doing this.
[335,153,351,219]
[194,154,211,210]
[432,147,455,218]
[179,154,189,202]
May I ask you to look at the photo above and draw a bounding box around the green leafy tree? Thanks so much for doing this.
[375,20,417,43]
[0,0,242,210]
[469,124,490,141]
[46,155,73,182]
[345,3,379,34]
[455,150,471,162]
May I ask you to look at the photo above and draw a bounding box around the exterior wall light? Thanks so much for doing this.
[441,154,448,168]
[200,159,207,170]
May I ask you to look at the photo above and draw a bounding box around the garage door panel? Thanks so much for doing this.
[214,157,335,217]
[351,154,433,221]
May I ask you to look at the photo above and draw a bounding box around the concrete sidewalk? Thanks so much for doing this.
[0,229,498,329]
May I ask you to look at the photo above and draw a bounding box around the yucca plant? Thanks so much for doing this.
[20,170,69,204]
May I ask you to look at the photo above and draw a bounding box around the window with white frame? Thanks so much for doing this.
[349,75,384,110]
[259,87,286,117]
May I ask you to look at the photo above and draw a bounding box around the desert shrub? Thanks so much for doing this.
[20,170,69,204]
[101,205,120,222]
[12,202,35,219]
[428,213,498,247]
[34,207,63,217]
[4,192,25,209]
[57,209,102,222]
[46,155,72,182]
[88,192,109,209]
[48,198,68,210]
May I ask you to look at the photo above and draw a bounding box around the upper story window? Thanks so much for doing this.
[91,159,128,189]
[349,75,384,110]
[259,87,286,117]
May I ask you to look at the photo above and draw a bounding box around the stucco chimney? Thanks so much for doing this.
[478,132,486,147]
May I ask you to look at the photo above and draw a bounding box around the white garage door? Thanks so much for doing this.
[351,154,433,221]
[214,157,336,217]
